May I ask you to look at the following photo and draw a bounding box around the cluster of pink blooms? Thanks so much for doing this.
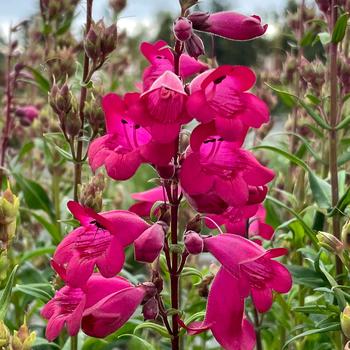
[42,10,292,350]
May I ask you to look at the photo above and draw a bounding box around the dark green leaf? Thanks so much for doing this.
[26,67,50,93]
[332,12,349,43]
[0,265,18,320]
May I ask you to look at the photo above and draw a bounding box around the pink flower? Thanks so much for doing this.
[141,40,208,90]
[187,65,269,141]
[207,203,274,243]
[129,186,167,217]
[189,11,268,41]
[15,105,39,126]
[52,201,149,287]
[41,274,139,341]
[136,71,191,142]
[88,93,174,180]
[180,124,275,213]
[81,280,149,338]
[179,267,256,350]
[204,234,292,312]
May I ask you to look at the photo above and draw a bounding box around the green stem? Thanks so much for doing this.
[71,335,78,350]
[52,171,61,237]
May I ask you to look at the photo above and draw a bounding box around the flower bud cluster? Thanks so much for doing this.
[80,173,106,212]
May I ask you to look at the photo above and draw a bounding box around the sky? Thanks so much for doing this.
[0,0,289,37]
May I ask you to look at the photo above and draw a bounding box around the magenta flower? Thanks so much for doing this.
[15,105,39,126]
[180,124,275,212]
[187,65,269,141]
[204,234,292,312]
[141,40,208,90]
[88,93,174,180]
[81,281,148,338]
[129,186,167,217]
[52,201,149,287]
[41,274,137,341]
[179,267,256,350]
[133,71,192,143]
[189,11,268,41]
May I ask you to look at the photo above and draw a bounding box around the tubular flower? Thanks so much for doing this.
[187,65,269,141]
[129,71,192,143]
[204,234,292,312]
[180,124,274,213]
[188,11,268,41]
[179,267,256,350]
[141,40,208,90]
[41,274,138,341]
[88,93,174,180]
[52,201,149,287]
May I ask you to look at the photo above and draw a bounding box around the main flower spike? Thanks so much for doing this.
[188,11,268,41]
[187,65,269,142]
[52,201,149,287]
[41,274,143,341]
[88,93,174,180]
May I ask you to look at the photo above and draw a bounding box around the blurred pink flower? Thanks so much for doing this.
[42,274,139,341]
[15,105,39,126]
[52,201,149,287]
[189,11,268,41]
[141,40,208,90]
[180,124,274,212]
[187,65,269,141]
[88,93,174,180]
[129,186,167,217]
[179,267,256,350]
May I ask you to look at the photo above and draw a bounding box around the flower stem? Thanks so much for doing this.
[328,0,342,278]
[71,335,78,350]
[253,306,263,350]
[73,0,93,201]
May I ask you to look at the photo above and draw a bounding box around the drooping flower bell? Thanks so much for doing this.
[188,11,268,41]
[52,201,149,287]
[41,274,148,340]
[180,123,274,213]
[88,93,175,180]
[187,65,270,142]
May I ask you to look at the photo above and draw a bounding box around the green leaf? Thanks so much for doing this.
[332,12,349,43]
[336,115,350,130]
[253,146,331,208]
[33,337,60,349]
[0,265,18,320]
[328,186,350,216]
[180,267,203,282]
[283,323,340,349]
[287,265,326,288]
[318,31,331,45]
[117,334,155,350]
[19,246,56,264]
[266,196,318,247]
[14,173,54,218]
[134,322,170,338]
[14,283,53,302]
[26,67,50,93]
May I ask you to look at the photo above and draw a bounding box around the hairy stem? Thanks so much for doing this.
[253,307,263,350]
[73,0,93,201]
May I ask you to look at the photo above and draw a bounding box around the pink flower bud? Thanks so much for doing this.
[185,33,205,59]
[189,11,268,41]
[134,223,165,263]
[184,231,204,255]
[15,106,39,126]
[315,0,330,13]
[142,297,159,320]
[173,17,193,41]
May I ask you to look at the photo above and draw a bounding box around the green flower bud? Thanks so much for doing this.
[64,109,82,138]
[101,24,118,55]
[341,305,350,338]
[317,231,344,255]
[342,220,350,250]
[84,25,102,61]
[80,173,106,212]
[0,321,10,347]
[11,319,36,350]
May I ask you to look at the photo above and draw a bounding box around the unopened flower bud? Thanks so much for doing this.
[184,231,204,255]
[317,231,344,255]
[64,109,81,138]
[11,318,36,350]
[142,297,159,320]
[174,17,193,41]
[315,0,330,14]
[49,82,72,115]
[185,215,202,233]
[185,33,205,58]
[109,0,127,13]
[80,173,106,212]
[15,105,39,126]
[134,223,165,263]
[84,26,101,61]
[0,321,10,347]
[341,305,350,338]
[141,282,157,299]
[342,220,350,250]
[101,24,118,55]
